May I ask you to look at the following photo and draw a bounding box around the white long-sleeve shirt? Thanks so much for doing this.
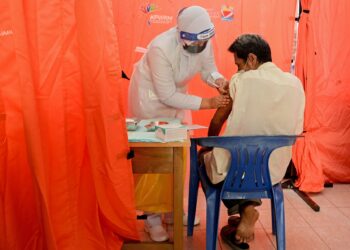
[204,62,305,185]
[128,27,223,120]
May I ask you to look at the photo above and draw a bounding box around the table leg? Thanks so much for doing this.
[173,147,184,250]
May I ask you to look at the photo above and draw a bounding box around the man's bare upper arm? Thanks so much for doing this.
[208,98,233,136]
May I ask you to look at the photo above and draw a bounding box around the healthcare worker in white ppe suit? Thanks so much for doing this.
[128,6,229,242]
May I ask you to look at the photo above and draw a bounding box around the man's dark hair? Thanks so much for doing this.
[228,34,272,63]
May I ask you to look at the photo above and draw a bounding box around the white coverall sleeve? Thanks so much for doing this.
[200,41,224,87]
[147,47,202,110]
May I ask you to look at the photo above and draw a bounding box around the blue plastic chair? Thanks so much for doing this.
[187,135,298,250]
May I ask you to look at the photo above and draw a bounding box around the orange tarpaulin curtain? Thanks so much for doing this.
[0,0,138,249]
[0,90,7,250]
[293,0,350,192]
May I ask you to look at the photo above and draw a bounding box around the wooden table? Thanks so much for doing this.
[122,140,189,250]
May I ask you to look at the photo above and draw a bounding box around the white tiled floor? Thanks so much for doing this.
[135,183,350,249]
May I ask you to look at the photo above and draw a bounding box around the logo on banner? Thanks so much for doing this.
[140,2,159,13]
[206,8,221,20]
[221,5,234,21]
[0,29,13,37]
[148,15,173,25]
[140,2,173,25]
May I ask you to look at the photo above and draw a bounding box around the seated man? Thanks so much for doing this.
[199,34,305,245]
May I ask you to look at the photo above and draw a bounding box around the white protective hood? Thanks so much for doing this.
[177,6,214,40]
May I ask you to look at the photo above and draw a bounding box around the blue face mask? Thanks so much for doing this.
[183,41,208,54]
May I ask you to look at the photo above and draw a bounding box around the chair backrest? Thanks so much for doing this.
[191,135,297,200]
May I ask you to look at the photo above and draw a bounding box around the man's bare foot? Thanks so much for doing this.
[235,205,259,243]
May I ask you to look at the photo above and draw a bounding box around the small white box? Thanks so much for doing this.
[155,124,188,142]
[126,118,138,131]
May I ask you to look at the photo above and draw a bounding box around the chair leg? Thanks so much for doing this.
[271,198,276,235]
[272,185,286,250]
[187,145,200,236]
[205,189,221,250]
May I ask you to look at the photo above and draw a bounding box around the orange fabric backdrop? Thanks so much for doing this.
[293,0,350,192]
[0,0,138,249]
[0,90,6,250]
[4,0,349,248]
[116,0,297,137]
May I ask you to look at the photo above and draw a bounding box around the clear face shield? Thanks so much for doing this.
[180,27,215,54]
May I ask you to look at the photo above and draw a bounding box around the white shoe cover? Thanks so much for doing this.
[144,214,169,242]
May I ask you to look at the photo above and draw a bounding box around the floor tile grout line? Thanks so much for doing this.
[338,207,350,220]
[260,224,277,249]
[290,198,336,250]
